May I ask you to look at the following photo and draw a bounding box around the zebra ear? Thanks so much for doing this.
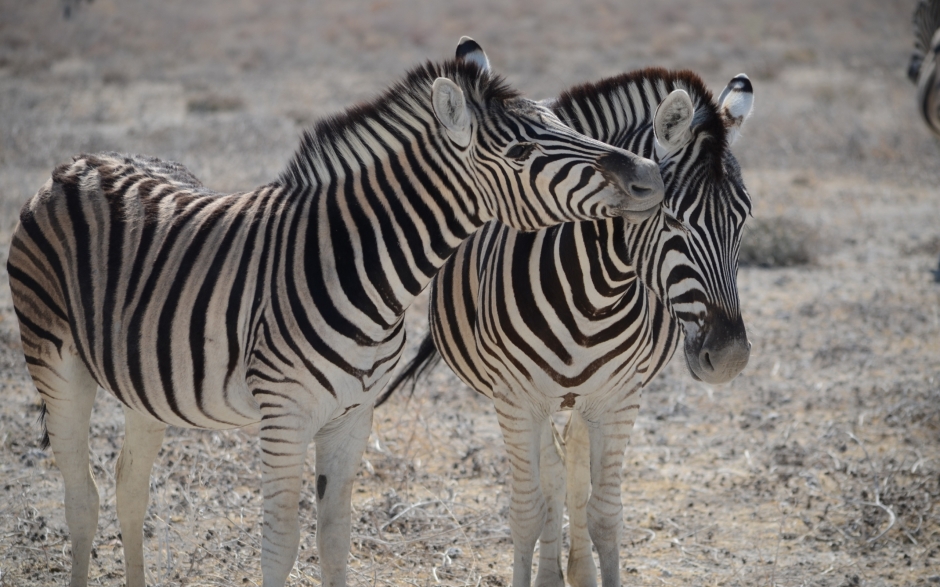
[653,89,694,154]
[432,77,472,147]
[455,36,491,72]
[717,74,753,146]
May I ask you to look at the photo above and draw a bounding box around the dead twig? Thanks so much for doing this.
[845,431,897,543]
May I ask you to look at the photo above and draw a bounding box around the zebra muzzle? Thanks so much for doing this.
[597,151,665,221]
[684,313,750,384]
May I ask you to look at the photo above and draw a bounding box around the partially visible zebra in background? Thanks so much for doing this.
[909,0,940,138]
[380,39,754,587]
[7,55,666,587]
[907,0,940,282]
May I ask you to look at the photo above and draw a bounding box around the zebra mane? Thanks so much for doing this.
[279,59,520,187]
[555,67,729,153]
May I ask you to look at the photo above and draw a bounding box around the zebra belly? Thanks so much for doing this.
[91,289,262,430]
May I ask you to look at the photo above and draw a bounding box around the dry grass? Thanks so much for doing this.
[739,217,819,268]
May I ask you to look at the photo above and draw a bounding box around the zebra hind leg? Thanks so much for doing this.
[534,418,566,587]
[27,347,100,587]
[116,406,167,587]
[564,411,598,587]
[313,405,374,587]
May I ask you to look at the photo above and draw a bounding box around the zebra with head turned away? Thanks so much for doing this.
[379,38,754,587]
[6,53,666,587]
[909,0,940,138]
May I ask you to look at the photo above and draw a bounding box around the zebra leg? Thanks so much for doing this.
[314,404,374,587]
[115,407,166,587]
[258,404,316,587]
[585,406,637,587]
[564,411,597,587]
[534,419,565,587]
[494,396,547,587]
[33,352,100,587]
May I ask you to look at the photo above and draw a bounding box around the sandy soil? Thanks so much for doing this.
[1,1,939,586]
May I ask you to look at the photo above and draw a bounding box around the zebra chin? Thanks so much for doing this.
[618,204,660,222]
[682,313,750,385]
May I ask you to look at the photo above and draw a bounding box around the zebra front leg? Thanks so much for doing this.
[34,352,100,587]
[585,405,637,587]
[564,410,597,587]
[258,405,315,587]
[116,407,166,587]
[534,418,565,587]
[494,395,548,587]
[314,404,373,587]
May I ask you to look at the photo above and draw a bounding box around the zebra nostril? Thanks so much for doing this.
[701,350,714,371]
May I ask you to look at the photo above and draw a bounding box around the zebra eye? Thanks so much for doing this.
[663,212,689,233]
[506,142,535,161]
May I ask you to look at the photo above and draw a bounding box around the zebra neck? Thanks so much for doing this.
[566,218,644,297]
[623,212,674,302]
[278,118,485,326]
[607,214,670,305]
[553,82,659,147]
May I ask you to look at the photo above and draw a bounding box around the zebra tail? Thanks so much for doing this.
[374,334,440,407]
[38,401,50,450]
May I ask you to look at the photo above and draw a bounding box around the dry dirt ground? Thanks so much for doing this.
[1,1,939,586]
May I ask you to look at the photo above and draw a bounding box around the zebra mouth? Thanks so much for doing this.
[685,353,703,382]
[682,318,750,385]
[618,204,660,222]
[597,151,665,218]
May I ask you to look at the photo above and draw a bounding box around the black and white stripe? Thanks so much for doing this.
[909,0,940,137]
[7,56,665,587]
[381,41,754,587]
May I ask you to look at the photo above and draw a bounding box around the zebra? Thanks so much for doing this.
[379,39,754,587]
[908,0,940,281]
[6,53,667,587]
[909,0,940,138]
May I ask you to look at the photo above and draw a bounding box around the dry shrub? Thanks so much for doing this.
[186,94,245,114]
[901,235,940,257]
[821,433,940,549]
[739,216,818,268]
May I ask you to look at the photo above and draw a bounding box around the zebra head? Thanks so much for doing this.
[443,37,665,231]
[647,73,754,384]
